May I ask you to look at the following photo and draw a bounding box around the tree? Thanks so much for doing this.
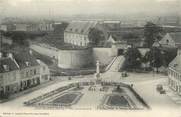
[144,22,163,48]
[123,47,142,71]
[88,28,105,46]
[146,47,163,72]
[161,48,177,67]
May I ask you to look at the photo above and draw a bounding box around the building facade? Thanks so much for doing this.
[64,21,108,47]
[168,49,181,95]
[0,51,50,98]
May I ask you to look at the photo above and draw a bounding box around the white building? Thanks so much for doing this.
[64,21,108,47]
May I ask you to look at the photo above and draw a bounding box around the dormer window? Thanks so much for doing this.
[174,64,178,67]
[3,65,9,71]
[25,61,30,66]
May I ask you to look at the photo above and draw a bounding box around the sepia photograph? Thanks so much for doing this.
[0,0,181,117]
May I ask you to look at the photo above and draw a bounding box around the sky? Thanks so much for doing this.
[0,0,180,18]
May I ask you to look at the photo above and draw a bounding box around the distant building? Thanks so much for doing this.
[14,24,29,31]
[0,24,16,32]
[168,49,181,94]
[0,25,8,31]
[64,21,108,47]
[0,51,50,98]
[159,33,181,48]
[107,34,143,48]
[27,23,40,32]
[107,35,128,48]
[1,36,13,45]
[38,20,54,32]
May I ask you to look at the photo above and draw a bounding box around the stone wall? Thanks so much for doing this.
[58,48,93,69]
[31,44,116,69]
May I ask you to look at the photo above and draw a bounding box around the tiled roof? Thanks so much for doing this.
[14,51,39,69]
[65,21,97,35]
[0,58,19,73]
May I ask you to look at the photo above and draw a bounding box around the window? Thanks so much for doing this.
[34,69,37,75]
[26,72,29,77]
[30,70,33,75]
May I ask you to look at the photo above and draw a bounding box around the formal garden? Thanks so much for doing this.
[24,80,150,110]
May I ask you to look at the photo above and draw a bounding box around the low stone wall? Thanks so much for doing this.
[30,44,59,59]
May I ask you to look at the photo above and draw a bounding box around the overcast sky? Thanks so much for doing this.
[0,0,180,18]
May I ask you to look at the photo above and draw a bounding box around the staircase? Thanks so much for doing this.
[105,57,117,72]
[106,55,125,72]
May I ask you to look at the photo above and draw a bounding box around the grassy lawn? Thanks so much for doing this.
[52,93,79,104]
[107,95,130,107]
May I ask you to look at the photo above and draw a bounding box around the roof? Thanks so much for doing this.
[0,58,19,73]
[14,51,40,69]
[108,34,124,42]
[65,21,97,35]
[162,33,181,44]
[169,55,181,73]
[138,48,150,56]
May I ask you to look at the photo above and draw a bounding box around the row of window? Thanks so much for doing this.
[0,72,17,82]
[22,68,38,78]
[65,33,87,40]
[169,79,181,93]
[168,69,181,81]
[66,40,88,46]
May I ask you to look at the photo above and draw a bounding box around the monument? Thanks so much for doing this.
[95,60,102,83]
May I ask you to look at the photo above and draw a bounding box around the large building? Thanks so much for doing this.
[168,49,181,94]
[0,51,50,98]
[64,21,108,47]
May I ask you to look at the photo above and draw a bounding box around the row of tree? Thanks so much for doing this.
[123,47,177,72]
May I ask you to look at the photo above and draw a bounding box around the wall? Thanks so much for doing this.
[58,48,93,69]
[30,44,59,59]
[31,43,117,69]
[92,48,115,66]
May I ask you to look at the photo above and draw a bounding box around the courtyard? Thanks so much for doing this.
[0,72,181,112]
